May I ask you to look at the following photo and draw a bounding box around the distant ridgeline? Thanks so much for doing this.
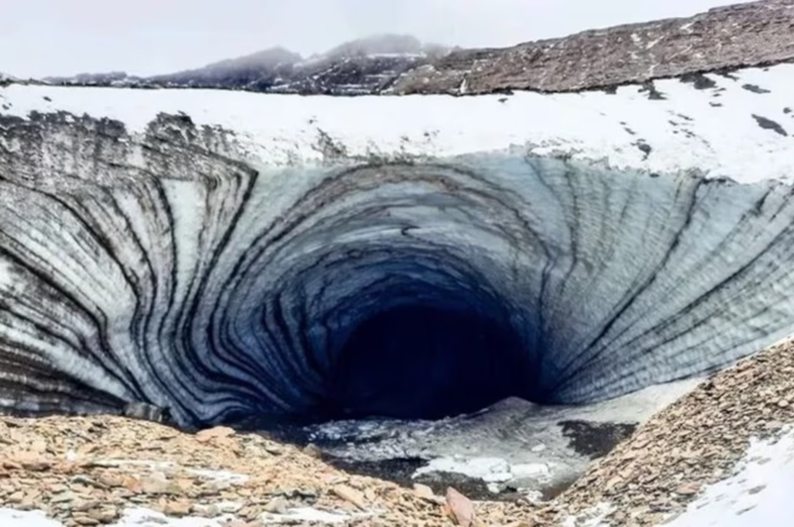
[32,1,794,96]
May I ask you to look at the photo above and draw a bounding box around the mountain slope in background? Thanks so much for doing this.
[22,0,794,96]
[44,34,450,95]
[148,47,302,90]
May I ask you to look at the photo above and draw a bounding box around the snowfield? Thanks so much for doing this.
[1,63,793,183]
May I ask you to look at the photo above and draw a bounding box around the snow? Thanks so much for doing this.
[563,427,794,526]
[261,507,360,524]
[184,468,249,485]
[0,506,364,526]
[310,380,699,495]
[561,377,704,424]
[115,508,236,527]
[664,427,794,527]
[413,456,552,494]
[415,456,523,483]
[0,507,236,527]
[561,503,614,527]
[2,63,794,183]
[0,509,60,527]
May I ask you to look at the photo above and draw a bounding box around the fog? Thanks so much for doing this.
[0,0,752,78]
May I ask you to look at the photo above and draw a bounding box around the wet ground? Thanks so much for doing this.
[315,418,640,500]
[559,420,638,458]
[246,379,700,502]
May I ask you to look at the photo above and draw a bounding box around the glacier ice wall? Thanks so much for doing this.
[1,64,794,425]
[1,105,794,425]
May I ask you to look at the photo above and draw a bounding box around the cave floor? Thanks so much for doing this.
[0,412,538,527]
[256,379,698,501]
[1,338,793,526]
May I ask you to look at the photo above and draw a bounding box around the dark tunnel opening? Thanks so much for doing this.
[319,303,534,420]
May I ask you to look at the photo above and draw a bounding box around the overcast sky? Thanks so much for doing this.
[1,0,750,78]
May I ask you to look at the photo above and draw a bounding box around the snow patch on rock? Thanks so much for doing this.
[664,427,794,526]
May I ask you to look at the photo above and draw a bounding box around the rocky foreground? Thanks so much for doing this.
[1,337,793,526]
[552,336,794,526]
[0,414,532,526]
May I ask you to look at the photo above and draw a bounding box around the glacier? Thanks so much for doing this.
[0,64,793,426]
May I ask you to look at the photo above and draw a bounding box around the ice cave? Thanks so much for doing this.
[1,63,794,430]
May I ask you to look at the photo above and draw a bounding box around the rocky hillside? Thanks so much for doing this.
[44,35,449,96]
[31,0,794,96]
[392,0,794,94]
[550,336,794,526]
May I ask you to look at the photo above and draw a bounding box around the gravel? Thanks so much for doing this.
[2,337,793,525]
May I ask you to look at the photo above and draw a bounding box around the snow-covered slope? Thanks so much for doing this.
[5,64,793,183]
[665,428,794,526]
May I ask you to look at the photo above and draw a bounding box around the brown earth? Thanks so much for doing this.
[2,337,793,526]
[31,1,794,96]
[0,415,533,526]
[391,0,794,94]
[549,336,794,526]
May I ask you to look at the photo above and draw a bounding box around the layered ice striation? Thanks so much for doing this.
[0,64,793,425]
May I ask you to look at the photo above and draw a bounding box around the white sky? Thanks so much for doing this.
[1,0,752,78]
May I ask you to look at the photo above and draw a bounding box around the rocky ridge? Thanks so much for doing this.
[549,336,794,526]
[28,1,794,96]
[392,0,794,94]
[42,35,448,96]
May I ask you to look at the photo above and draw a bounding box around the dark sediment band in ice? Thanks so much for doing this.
[1,108,794,426]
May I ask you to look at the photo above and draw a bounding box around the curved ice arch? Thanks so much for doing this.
[0,111,794,425]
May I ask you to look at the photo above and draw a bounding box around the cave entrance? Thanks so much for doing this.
[322,304,532,420]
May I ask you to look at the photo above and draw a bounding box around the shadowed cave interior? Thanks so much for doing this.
[321,302,533,420]
[204,159,794,429]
